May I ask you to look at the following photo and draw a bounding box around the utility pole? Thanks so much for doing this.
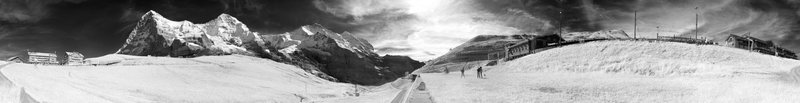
[657,26,660,39]
[557,0,564,36]
[634,10,637,39]
[695,7,699,39]
[559,11,563,36]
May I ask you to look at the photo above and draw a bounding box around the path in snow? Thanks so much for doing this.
[0,62,23,103]
[390,77,434,103]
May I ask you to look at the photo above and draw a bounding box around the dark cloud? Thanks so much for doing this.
[0,0,354,59]
[0,0,90,23]
[0,0,136,59]
[1,0,800,60]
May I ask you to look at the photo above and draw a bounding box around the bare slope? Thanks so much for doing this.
[0,55,360,102]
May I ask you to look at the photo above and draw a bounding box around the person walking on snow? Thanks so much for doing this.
[460,68,465,78]
[477,67,484,78]
[444,67,449,74]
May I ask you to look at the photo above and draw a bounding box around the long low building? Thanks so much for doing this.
[504,34,565,60]
[27,52,59,64]
[726,34,797,59]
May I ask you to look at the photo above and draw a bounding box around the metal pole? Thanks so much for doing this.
[559,11,563,36]
[695,7,699,39]
[558,0,563,36]
[634,10,637,39]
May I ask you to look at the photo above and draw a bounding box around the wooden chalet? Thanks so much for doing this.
[27,52,59,64]
[63,52,85,65]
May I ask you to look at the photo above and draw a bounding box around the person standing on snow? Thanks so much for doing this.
[460,68,465,78]
[444,67,449,74]
[477,67,484,78]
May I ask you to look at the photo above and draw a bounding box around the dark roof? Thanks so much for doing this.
[6,56,21,61]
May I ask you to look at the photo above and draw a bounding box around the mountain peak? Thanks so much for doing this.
[141,10,166,20]
[117,10,257,57]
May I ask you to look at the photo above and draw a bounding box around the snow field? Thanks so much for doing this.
[493,40,800,77]
[417,40,800,103]
[0,55,359,102]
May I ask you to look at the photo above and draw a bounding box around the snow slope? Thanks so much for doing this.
[416,40,800,103]
[492,40,800,76]
[0,61,24,103]
[0,54,361,102]
[416,35,534,73]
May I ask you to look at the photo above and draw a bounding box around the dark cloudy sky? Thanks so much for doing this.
[2,0,800,60]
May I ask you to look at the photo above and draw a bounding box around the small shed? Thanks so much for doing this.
[7,56,23,63]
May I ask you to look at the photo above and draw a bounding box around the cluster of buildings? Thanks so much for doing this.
[6,51,85,65]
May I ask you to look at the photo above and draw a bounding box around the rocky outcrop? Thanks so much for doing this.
[117,11,422,85]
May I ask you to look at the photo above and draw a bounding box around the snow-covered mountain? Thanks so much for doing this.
[116,11,422,85]
[117,10,263,57]
[260,24,422,85]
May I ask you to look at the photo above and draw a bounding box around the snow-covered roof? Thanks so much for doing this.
[27,52,56,57]
[6,56,21,61]
[66,52,84,57]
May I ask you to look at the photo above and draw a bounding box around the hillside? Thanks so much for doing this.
[416,40,800,102]
[492,40,800,76]
[417,30,630,73]
[0,55,362,102]
[415,35,534,73]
